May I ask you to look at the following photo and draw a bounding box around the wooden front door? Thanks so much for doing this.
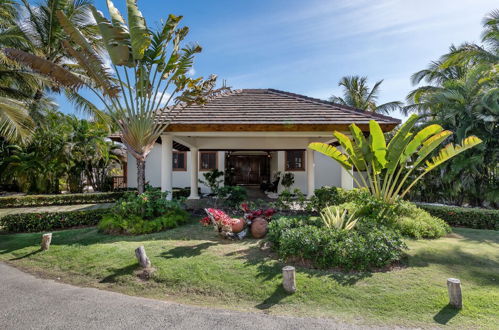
[227,155,269,185]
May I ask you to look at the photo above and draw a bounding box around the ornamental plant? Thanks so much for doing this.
[309,114,482,203]
[241,203,276,221]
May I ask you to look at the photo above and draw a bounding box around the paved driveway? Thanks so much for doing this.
[0,263,405,330]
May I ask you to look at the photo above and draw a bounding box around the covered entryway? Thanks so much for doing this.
[225,152,270,185]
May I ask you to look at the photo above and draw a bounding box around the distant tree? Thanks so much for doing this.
[329,75,402,114]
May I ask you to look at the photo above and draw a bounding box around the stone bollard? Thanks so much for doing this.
[135,246,151,268]
[447,278,462,309]
[41,233,52,251]
[282,266,296,293]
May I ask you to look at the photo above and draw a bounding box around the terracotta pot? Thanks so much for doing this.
[251,217,268,238]
[231,218,245,233]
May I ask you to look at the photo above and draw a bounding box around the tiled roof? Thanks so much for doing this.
[156,88,400,127]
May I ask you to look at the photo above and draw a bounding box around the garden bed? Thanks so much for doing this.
[0,223,497,328]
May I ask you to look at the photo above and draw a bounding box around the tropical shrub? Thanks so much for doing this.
[98,189,189,235]
[218,186,247,208]
[395,202,451,238]
[419,204,499,230]
[309,115,482,203]
[268,217,406,271]
[0,209,107,233]
[199,169,224,195]
[320,206,358,230]
[0,192,124,208]
[281,173,295,190]
[308,186,343,211]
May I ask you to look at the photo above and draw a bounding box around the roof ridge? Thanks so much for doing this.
[267,88,401,124]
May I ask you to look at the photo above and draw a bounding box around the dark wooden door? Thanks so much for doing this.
[228,155,269,185]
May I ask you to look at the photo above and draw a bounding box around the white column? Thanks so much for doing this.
[217,151,225,187]
[341,166,354,190]
[277,151,285,193]
[161,134,173,200]
[306,148,315,198]
[188,147,200,199]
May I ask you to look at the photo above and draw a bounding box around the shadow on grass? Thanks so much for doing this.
[160,242,217,259]
[9,249,42,260]
[99,264,137,283]
[433,304,460,325]
[255,286,290,310]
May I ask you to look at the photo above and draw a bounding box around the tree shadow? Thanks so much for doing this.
[160,242,217,259]
[99,264,137,283]
[433,304,460,325]
[9,249,42,260]
[255,286,290,310]
[324,271,373,286]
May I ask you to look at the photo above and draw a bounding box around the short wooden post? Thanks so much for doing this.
[135,246,151,268]
[282,266,296,293]
[41,233,52,251]
[447,278,462,309]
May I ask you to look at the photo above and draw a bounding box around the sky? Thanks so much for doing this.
[51,0,497,120]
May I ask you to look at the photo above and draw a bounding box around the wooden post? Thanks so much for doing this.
[447,278,462,309]
[41,233,52,251]
[135,246,151,268]
[282,266,296,293]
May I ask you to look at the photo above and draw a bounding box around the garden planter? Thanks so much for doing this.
[231,218,245,233]
[251,217,268,238]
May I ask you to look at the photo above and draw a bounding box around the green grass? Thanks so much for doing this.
[0,222,497,329]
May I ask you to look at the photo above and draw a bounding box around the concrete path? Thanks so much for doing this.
[0,263,401,330]
[0,203,113,218]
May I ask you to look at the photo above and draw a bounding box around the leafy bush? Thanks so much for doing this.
[396,202,451,238]
[418,204,498,230]
[308,186,343,211]
[281,173,295,190]
[268,217,406,271]
[218,186,247,208]
[0,209,107,232]
[98,189,189,235]
[0,192,124,208]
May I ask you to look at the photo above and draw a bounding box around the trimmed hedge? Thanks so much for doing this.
[418,204,499,230]
[0,209,108,233]
[0,192,124,208]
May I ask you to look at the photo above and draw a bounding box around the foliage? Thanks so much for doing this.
[329,75,403,114]
[0,192,123,208]
[0,209,107,232]
[320,206,358,230]
[97,212,187,235]
[240,202,276,221]
[404,10,498,207]
[419,204,499,230]
[309,115,482,203]
[308,186,344,211]
[267,216,406,271]
[395,202,451,239]
[2,0,227,194]
[273,188,307,212]
[280,172,295,190]
[217,185,247,208]
[199,169,224,195]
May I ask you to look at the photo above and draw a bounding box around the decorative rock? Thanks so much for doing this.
[447,278,462,309]
[41,233,52,251]
[231,218,245,233]
[251,217,268,238]
[135,246,151,268]
[282,266,296,293]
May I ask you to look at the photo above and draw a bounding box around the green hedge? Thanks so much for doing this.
[418,204,499,230]
[0,209,108,233]
[0,192,124,208]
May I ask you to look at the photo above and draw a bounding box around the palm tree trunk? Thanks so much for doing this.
[137,158,146,194]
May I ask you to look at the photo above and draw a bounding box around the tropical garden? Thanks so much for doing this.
[0,1,497,328]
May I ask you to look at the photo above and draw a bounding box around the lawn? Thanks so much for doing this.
[0,221,497,329]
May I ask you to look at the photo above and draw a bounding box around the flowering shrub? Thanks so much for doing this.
[241,203,276,221]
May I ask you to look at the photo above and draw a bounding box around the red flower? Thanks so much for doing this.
[241,203,250,212]
[253,210,263,217]
[200,216,211,226]
[263,208,275,217]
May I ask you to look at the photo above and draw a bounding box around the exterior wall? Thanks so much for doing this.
[127,144,343,195]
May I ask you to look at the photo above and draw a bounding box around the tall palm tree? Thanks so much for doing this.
[3,0,227,194]
[329,75,402,114]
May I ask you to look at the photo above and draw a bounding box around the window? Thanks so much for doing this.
[173,151,186,171]
[199,151,217,171]
[285,150,305,171]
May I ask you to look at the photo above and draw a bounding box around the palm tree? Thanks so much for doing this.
[329,75,402,114]
[3,0,227,194]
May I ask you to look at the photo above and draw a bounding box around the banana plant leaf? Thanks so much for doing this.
[126,0,151,60]
[308,142,352,169]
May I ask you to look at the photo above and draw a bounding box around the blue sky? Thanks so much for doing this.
[52,0,497,120]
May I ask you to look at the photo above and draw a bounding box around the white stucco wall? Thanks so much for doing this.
[128,146,344,196]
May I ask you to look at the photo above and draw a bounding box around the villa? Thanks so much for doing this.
[120,89,400,198]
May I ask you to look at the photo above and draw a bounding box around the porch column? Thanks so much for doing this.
[277,151,285,193]
[188,147,200,199]
[161,134,173,200]
[340,166,354,190]
[306,148,315,198]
